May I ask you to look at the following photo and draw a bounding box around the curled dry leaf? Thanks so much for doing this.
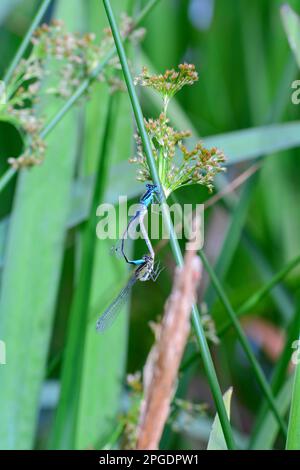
[136,240,202,450]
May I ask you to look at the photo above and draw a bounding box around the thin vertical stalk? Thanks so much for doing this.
[3,0,53,84]
[218,252,300,336]
[199,251,288,438]
[102,0,235,450]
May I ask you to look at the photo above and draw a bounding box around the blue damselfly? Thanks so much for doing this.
[112,184,161,266]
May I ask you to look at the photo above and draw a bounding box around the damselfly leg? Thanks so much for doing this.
[150,260,164,281]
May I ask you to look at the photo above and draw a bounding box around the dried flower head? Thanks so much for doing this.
[130,112,225,196]
[199,303,220,345]
[134,63,198,112]
[131,64,226,196]
[2,15,145,170]
[120,372,143,450]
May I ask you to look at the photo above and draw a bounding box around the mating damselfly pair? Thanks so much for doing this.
[96,184,162,332]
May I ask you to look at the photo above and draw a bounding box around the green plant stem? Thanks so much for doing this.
[102,0,236,450]
[199,250,288,438]
[3,0,53,84]
[218,253,300,336]
[183,251,300,375]
[0,0,161,194]
[242,232,294,322]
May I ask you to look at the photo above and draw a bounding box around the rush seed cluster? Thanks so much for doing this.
[131,64,226,196]
[3,16,145,170]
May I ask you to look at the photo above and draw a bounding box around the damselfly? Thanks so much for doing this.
[112,184,161,266]
[96,255,162,332]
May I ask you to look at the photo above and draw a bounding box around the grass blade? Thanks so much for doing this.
[218,253,300,336]
[3,0,52,84]
[281,4,300,69]
[0,0,83,450]
[286,361,300,449]
[250,301,300,449]
[207,388,233,450]
[203,122,300,165]
[251,375,294,450]
[200,251,288,438]
[286,299,300,449]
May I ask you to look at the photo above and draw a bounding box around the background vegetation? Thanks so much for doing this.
[0,0,300,450]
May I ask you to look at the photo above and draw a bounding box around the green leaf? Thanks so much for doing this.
[207,388,233,450]
[281,4,300,69]
[203,122,300,165]
[251,375,294,450]
[238,1,270,125]
[250,301,300,449]
[52,94,123,449]
[0,0,83,450]
[0,0,22,23]
[287,337,300,449]
[0,216,8,270]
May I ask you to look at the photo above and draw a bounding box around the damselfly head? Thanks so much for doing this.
[146,183,157,191]
[146,183,161,195]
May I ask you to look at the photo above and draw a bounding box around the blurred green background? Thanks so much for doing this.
[0,0,300,450]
